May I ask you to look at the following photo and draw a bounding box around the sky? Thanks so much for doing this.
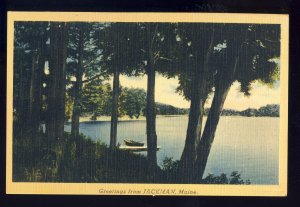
[110,73,280,111]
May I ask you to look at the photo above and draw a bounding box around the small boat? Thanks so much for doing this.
[124,139,144,147]
[118,145,161,152]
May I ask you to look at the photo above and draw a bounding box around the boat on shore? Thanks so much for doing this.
[124,139,144,147]
[118,145,161,152]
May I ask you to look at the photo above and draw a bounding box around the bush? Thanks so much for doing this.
[202,171,251,184]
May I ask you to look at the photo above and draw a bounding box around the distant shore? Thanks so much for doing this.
[74,114,279,123]
[77,115,187,122]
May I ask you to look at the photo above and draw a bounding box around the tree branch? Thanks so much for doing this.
[151,24,159,47]
[70,74,103,84]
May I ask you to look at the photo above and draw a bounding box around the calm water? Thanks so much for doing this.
[65,116,279,184]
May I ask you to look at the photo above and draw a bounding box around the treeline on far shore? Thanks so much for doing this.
[68,79,279,119]
[75,81,280,119]
[64,78,279,120]
[156,103,280,117]
[218,104,279,117]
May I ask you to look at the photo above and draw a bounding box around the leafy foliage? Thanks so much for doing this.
[81,79,112,118]
[220,104,280,117]
[202,171,251,184]
[121,87,147,118]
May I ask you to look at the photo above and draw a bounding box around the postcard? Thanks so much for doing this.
[6,12,288,196]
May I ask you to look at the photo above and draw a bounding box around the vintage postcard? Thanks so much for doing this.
[6,12,288,196]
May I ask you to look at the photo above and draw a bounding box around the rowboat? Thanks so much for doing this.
[124,139,144,147]
[118,145,161,152]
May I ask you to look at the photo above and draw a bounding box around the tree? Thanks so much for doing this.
[46,22,68,144]
[194,24,280,180]
[67,22,104,141]
[257,104,279,117]
[81,80,112,118]
[13,22,48,138]
[70,23,85,141]
[99,23,143,149]
[121,87,147,118]
[171,23,220,181]
[134,23,178,177]
[144,24,158,177]
[174,23,280,182]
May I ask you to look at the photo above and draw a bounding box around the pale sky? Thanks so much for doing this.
[109,73,280,111]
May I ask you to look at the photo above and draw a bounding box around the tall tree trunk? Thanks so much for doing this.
[14,49,26,132]
[179,38,214,182]
[195,55,239,181]
[36,37,46,133]
[71,26,84,141]
[195,82,231,181]
[146,62,157,177]
[110,67,120,149]
[56,23,67,141]
[179,67,206,182]
[46,22,68,146]
[28,35,46,137]
[146,24,158,178]
[29,51,38,134]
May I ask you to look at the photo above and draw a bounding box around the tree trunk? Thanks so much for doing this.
[110,67,120,149]
[146,25,158,179]
[36,36,46,133]
[56,23,67,141]
[28,35,46,137]
[179,31,216,182]
[71,26,84,141]
[194,52,239,181]
[71,81,81,140]
[194,82,231,181]
[146,62,157,177]
[179,68,206,182]
[14,49,26,133]
[29,51,38,134]
[46,22,68,145]
[179,50,213,182]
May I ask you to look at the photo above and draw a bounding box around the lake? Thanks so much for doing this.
[65,116,279,184]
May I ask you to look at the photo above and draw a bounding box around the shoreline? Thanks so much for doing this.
[65,114,279,124]
[77,115,187,123]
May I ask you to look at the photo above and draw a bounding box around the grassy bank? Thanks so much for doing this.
[13,131,155,183]
[13,128,250,184]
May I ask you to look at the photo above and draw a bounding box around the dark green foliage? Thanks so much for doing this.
[257,104,280,117]
[174,24,280,100]
[121,87,147,118]
[240,108,259,117]
[162,157,180,172]
[13,22,49,130]
[202,173,229,184]
[156,103,189,115]
[81,80,112,118]
[13,126,152,183]
[66,22,107,80]
[219,104,280,117]
[79,82,189,119]
[202,171,251,184]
